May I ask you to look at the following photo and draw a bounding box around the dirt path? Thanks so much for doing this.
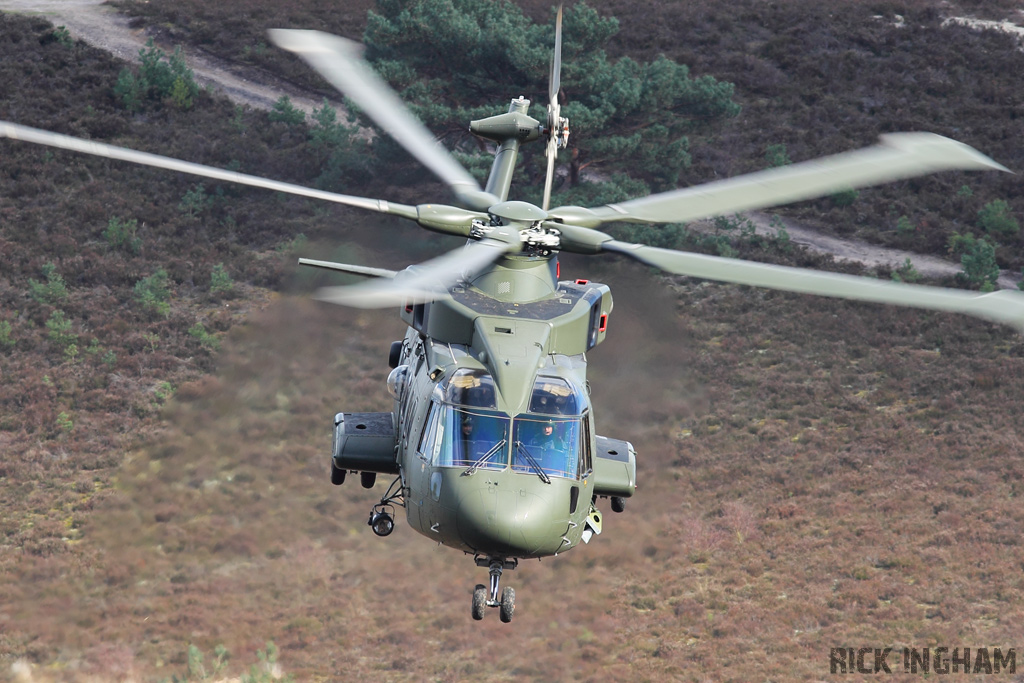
[2,0,1020,290]
[744,212,1021,290]
[0,0,337,115]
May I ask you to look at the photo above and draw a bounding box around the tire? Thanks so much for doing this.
[499,586,515,623]
[611,496,625,513]
[360,471,376,489]
[388,340,403,369]
[330,461,346,486]
[472,584,487,621]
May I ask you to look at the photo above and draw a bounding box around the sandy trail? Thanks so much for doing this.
[1,0,1019,290]
[0,0,336,114]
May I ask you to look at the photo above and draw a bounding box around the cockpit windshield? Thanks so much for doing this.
[423,371,589,480]
[511,414,581,479]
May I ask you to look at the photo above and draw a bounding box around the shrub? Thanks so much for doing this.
[977,199,1019,238]
[0,319,14,352]
[113,68,144,112]
[209,263,233,297]
[134,269,171,316]
[50,25,73,48]
[764,143,791,168]
[178,184,212,220]
[189,323,220,351]
[103,216,141,254]
[895,215,915,236]
[957,237,1000,292]
[269,96,305,126]
[45,309,76,349]
[115,40,199,111]
[830,188,858,208]
[891,257,921,283]
[55,411,74,434]
[29,262,69,306]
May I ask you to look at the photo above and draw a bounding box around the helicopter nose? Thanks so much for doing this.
[455,477,568,557]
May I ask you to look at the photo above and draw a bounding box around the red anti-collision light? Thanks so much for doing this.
[575,279,589,285]
[599,314,608,333]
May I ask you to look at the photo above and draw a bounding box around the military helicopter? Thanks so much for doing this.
[2,8,1022,623]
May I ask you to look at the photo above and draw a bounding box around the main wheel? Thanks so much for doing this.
[388,340,403,369]
[499,586,515,623]
[472,584,487,621]
[330,461,346,486]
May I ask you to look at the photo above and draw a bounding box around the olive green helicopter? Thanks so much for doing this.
[2,8,1022,623]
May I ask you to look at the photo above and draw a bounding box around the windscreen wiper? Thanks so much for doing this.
[514,442,552,484]
[462,439,507,477]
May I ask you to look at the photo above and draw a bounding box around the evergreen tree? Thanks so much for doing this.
[363,0,739,192]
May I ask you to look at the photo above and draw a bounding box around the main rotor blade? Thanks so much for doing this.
[602,240,1024,332]
[298,259,398,278]
[549,5,563,104]
[549,133,1010,227]
[0,121,416,219]
[542,5,564,213]
[268,29,498,212]
[315,238,515,309]
[542,136,558,212]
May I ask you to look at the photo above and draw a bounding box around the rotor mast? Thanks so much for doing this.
[470,98,542,203]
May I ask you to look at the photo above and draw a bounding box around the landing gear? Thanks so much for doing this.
[472,584,487,621]
[330,460,346,485]
[471,556,518,622]
[499,586,515,623]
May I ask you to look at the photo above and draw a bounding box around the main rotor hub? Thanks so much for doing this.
[488,200,548,224]
[470,201,560,256]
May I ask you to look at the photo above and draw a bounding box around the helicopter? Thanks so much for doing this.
[2,8,1022,624]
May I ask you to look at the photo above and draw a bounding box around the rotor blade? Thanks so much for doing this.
[542,137,558,211]
[268,29,498,212]
[542,5,564,213]
[0,121,417,219]
[298,259,398,278]
[602,240,1024,332]
[314,238,515,309]
[549,133,1011,227]
[549,5,563,104]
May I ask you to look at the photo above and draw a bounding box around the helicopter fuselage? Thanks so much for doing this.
[331,254,637,562]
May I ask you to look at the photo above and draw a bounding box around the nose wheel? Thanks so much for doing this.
[471,557,518,622]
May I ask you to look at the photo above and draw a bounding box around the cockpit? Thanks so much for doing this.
[419,369,591,481]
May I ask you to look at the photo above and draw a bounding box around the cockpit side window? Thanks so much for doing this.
[417,402,440,461]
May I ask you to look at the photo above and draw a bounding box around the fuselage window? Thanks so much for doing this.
[418,402,440,460]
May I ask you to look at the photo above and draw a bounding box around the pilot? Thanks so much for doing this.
[524,419,567,472]
[460,415,489,465]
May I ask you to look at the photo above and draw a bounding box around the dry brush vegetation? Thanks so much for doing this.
[2,1,1024,681]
